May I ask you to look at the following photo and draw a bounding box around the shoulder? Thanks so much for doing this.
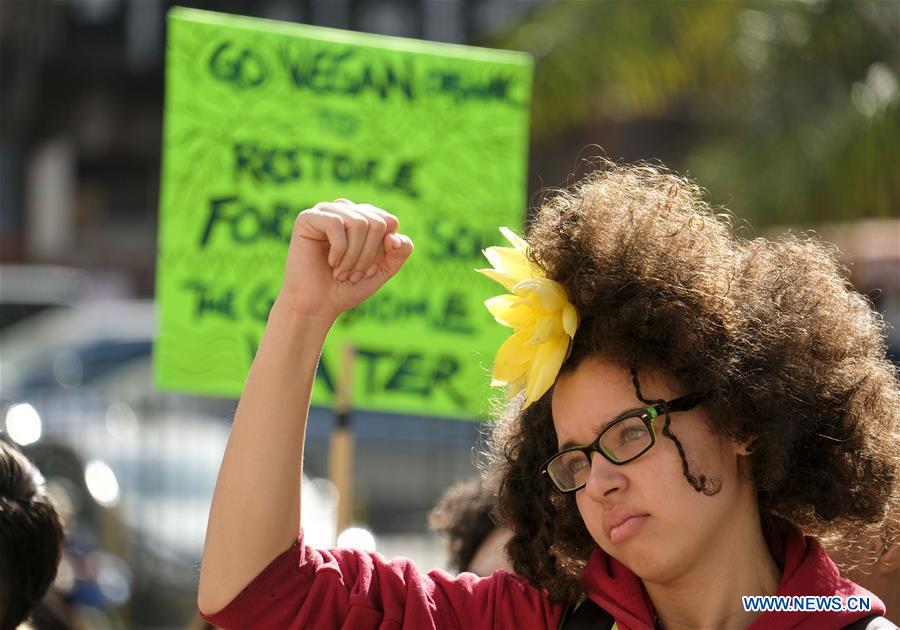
[427,568,565,629]
[203,538,564,630]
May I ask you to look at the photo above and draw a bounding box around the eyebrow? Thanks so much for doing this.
[557,405,648,450]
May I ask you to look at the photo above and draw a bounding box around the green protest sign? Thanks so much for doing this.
[155,8,533,420]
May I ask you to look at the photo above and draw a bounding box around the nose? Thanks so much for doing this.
[582,451,628,499]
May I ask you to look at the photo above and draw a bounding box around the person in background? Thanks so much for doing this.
[0,439,64,630]
[428,478,513,577]
[826,510,899,626]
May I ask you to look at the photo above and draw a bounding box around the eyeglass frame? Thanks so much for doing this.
[540,392,709,494]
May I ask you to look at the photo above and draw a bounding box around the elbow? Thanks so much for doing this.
[197,591,214,619]
[197,576,227,619]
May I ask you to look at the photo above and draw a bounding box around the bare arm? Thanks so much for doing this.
[196,302,327,614]
[198,201,413,614]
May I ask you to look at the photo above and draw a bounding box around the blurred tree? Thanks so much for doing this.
[493,0,899,227]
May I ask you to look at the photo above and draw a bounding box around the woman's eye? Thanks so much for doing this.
[565,457,587,474]
[617,426,647,444]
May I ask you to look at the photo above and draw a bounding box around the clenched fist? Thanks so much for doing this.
[277,200,414,323]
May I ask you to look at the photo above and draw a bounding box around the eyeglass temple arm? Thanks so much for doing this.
[660,392,709,413]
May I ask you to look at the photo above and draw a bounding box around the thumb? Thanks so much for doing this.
[382,232,414,276]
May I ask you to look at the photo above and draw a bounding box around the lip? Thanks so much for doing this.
[603,507,650,544]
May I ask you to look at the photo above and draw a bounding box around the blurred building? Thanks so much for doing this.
[3,1,896,294]
[818,218,900,362]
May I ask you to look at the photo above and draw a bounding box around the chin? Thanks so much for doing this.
[631,541,704,585]
[606,549,669,584]
[596,535,677,583]
[620,549,675,582]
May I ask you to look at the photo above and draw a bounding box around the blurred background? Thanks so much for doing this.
[0,1,897,628]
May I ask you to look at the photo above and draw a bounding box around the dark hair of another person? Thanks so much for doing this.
[0,440,65,630]
[486,160,900,605]
[428,479,499,574]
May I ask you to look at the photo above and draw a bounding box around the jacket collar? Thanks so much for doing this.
[580,519,885,630]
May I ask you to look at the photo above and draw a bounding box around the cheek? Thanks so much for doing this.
[575,493,603,539]
[576,432,737,544]
[640,434,748,558]
[661,417,739,482]
[574,454,674,546]
[650,427,738,507]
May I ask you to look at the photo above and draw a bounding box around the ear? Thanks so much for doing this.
[730,437,756,478]
[734,437,757,457]
[875,540,899,576]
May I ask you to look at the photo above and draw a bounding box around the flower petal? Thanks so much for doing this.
[495,329,533,371]
[485,295,533,328]
[499,227,529,255]
[493,356,529,384]
[476,268,518,292]
[562,303,579,338]
[484,295,519,326]
[528,313,564,345]
[483,246,534,282]
[513,278,567,312]
[523,338,569,407]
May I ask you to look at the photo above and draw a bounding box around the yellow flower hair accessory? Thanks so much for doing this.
[477,227,579,408]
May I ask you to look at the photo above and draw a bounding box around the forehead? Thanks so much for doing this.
[551,358,677,445]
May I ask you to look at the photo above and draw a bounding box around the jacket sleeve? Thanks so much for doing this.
[200,530,562,630]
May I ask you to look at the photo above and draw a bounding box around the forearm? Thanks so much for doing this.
[198,298,332,614]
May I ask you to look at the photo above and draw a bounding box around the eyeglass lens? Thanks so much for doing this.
[547,414,652,491]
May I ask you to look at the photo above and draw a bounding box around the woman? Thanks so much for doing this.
[197,163,898,629]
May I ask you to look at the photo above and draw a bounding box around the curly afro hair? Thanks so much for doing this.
[486,160,900,605]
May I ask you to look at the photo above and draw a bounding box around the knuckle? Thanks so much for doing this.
[347,216,368,231]
[294,209,314,230]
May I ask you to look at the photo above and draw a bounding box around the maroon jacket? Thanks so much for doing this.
[202,523,884,629]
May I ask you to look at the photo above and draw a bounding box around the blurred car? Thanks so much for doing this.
[0,264,92,332]
[1,298,483,580]
[0,300,336,628]
[0,299,155,397]
[17,415,336,628]
[0,263,132,332]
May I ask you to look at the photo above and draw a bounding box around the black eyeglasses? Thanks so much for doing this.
[540,392,708,494]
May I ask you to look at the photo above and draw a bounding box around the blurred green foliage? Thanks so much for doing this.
[494,0,899,227]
